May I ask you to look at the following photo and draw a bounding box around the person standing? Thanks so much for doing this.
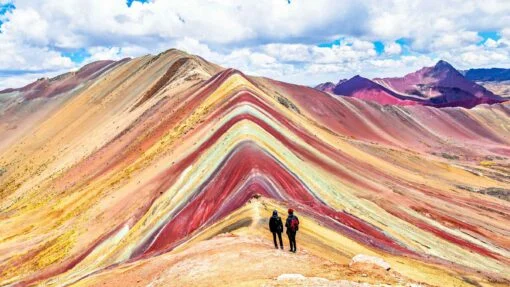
[268,210,284,249]
[285,208,299,253]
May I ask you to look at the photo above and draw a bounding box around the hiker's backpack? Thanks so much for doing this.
[289,216,299,232]
[270,216,283,232]
[276,217,283,232]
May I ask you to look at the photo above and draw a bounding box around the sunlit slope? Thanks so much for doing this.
[65,198,492,287]
[0,49,509,286]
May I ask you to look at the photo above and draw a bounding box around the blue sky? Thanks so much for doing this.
[0,0,509,89]
[61,48,91,64]
[126,0,149,8]
[0,1,15,28]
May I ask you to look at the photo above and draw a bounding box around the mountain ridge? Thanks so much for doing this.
[1,48,510,286]
[317,60,506,108]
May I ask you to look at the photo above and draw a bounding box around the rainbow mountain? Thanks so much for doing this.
[1,49,510,286]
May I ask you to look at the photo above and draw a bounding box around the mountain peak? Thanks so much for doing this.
[433,60,457,72]
[346,75,373,85]
[371,59,504,107]
[435,59,451,66]
[314,81,336,92]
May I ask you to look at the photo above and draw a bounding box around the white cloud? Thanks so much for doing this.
[0,40,74,71]
[5,0,368,47]
[430,31,481,50]
[384,42,402,55]
[87,47,124,62]
[4,8,49,46]
[1,0,510,89]
[175,38,218,60]
[263,44,312,62]
[368,0,510,51]
[483,38,499,48]
[502,28,510,39]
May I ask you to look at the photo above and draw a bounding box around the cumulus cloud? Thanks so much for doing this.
[1,0,510,89]
[383,42,402,55]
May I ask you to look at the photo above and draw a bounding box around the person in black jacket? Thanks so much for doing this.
[285,208,299,253]
[268,210,284,249]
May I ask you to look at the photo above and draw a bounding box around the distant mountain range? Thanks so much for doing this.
[460,68,510,97]
[462,68,510,82]
[316,61,508,108]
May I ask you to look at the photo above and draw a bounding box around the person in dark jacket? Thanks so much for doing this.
[268,210,284,249]
[285,208,299,253]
